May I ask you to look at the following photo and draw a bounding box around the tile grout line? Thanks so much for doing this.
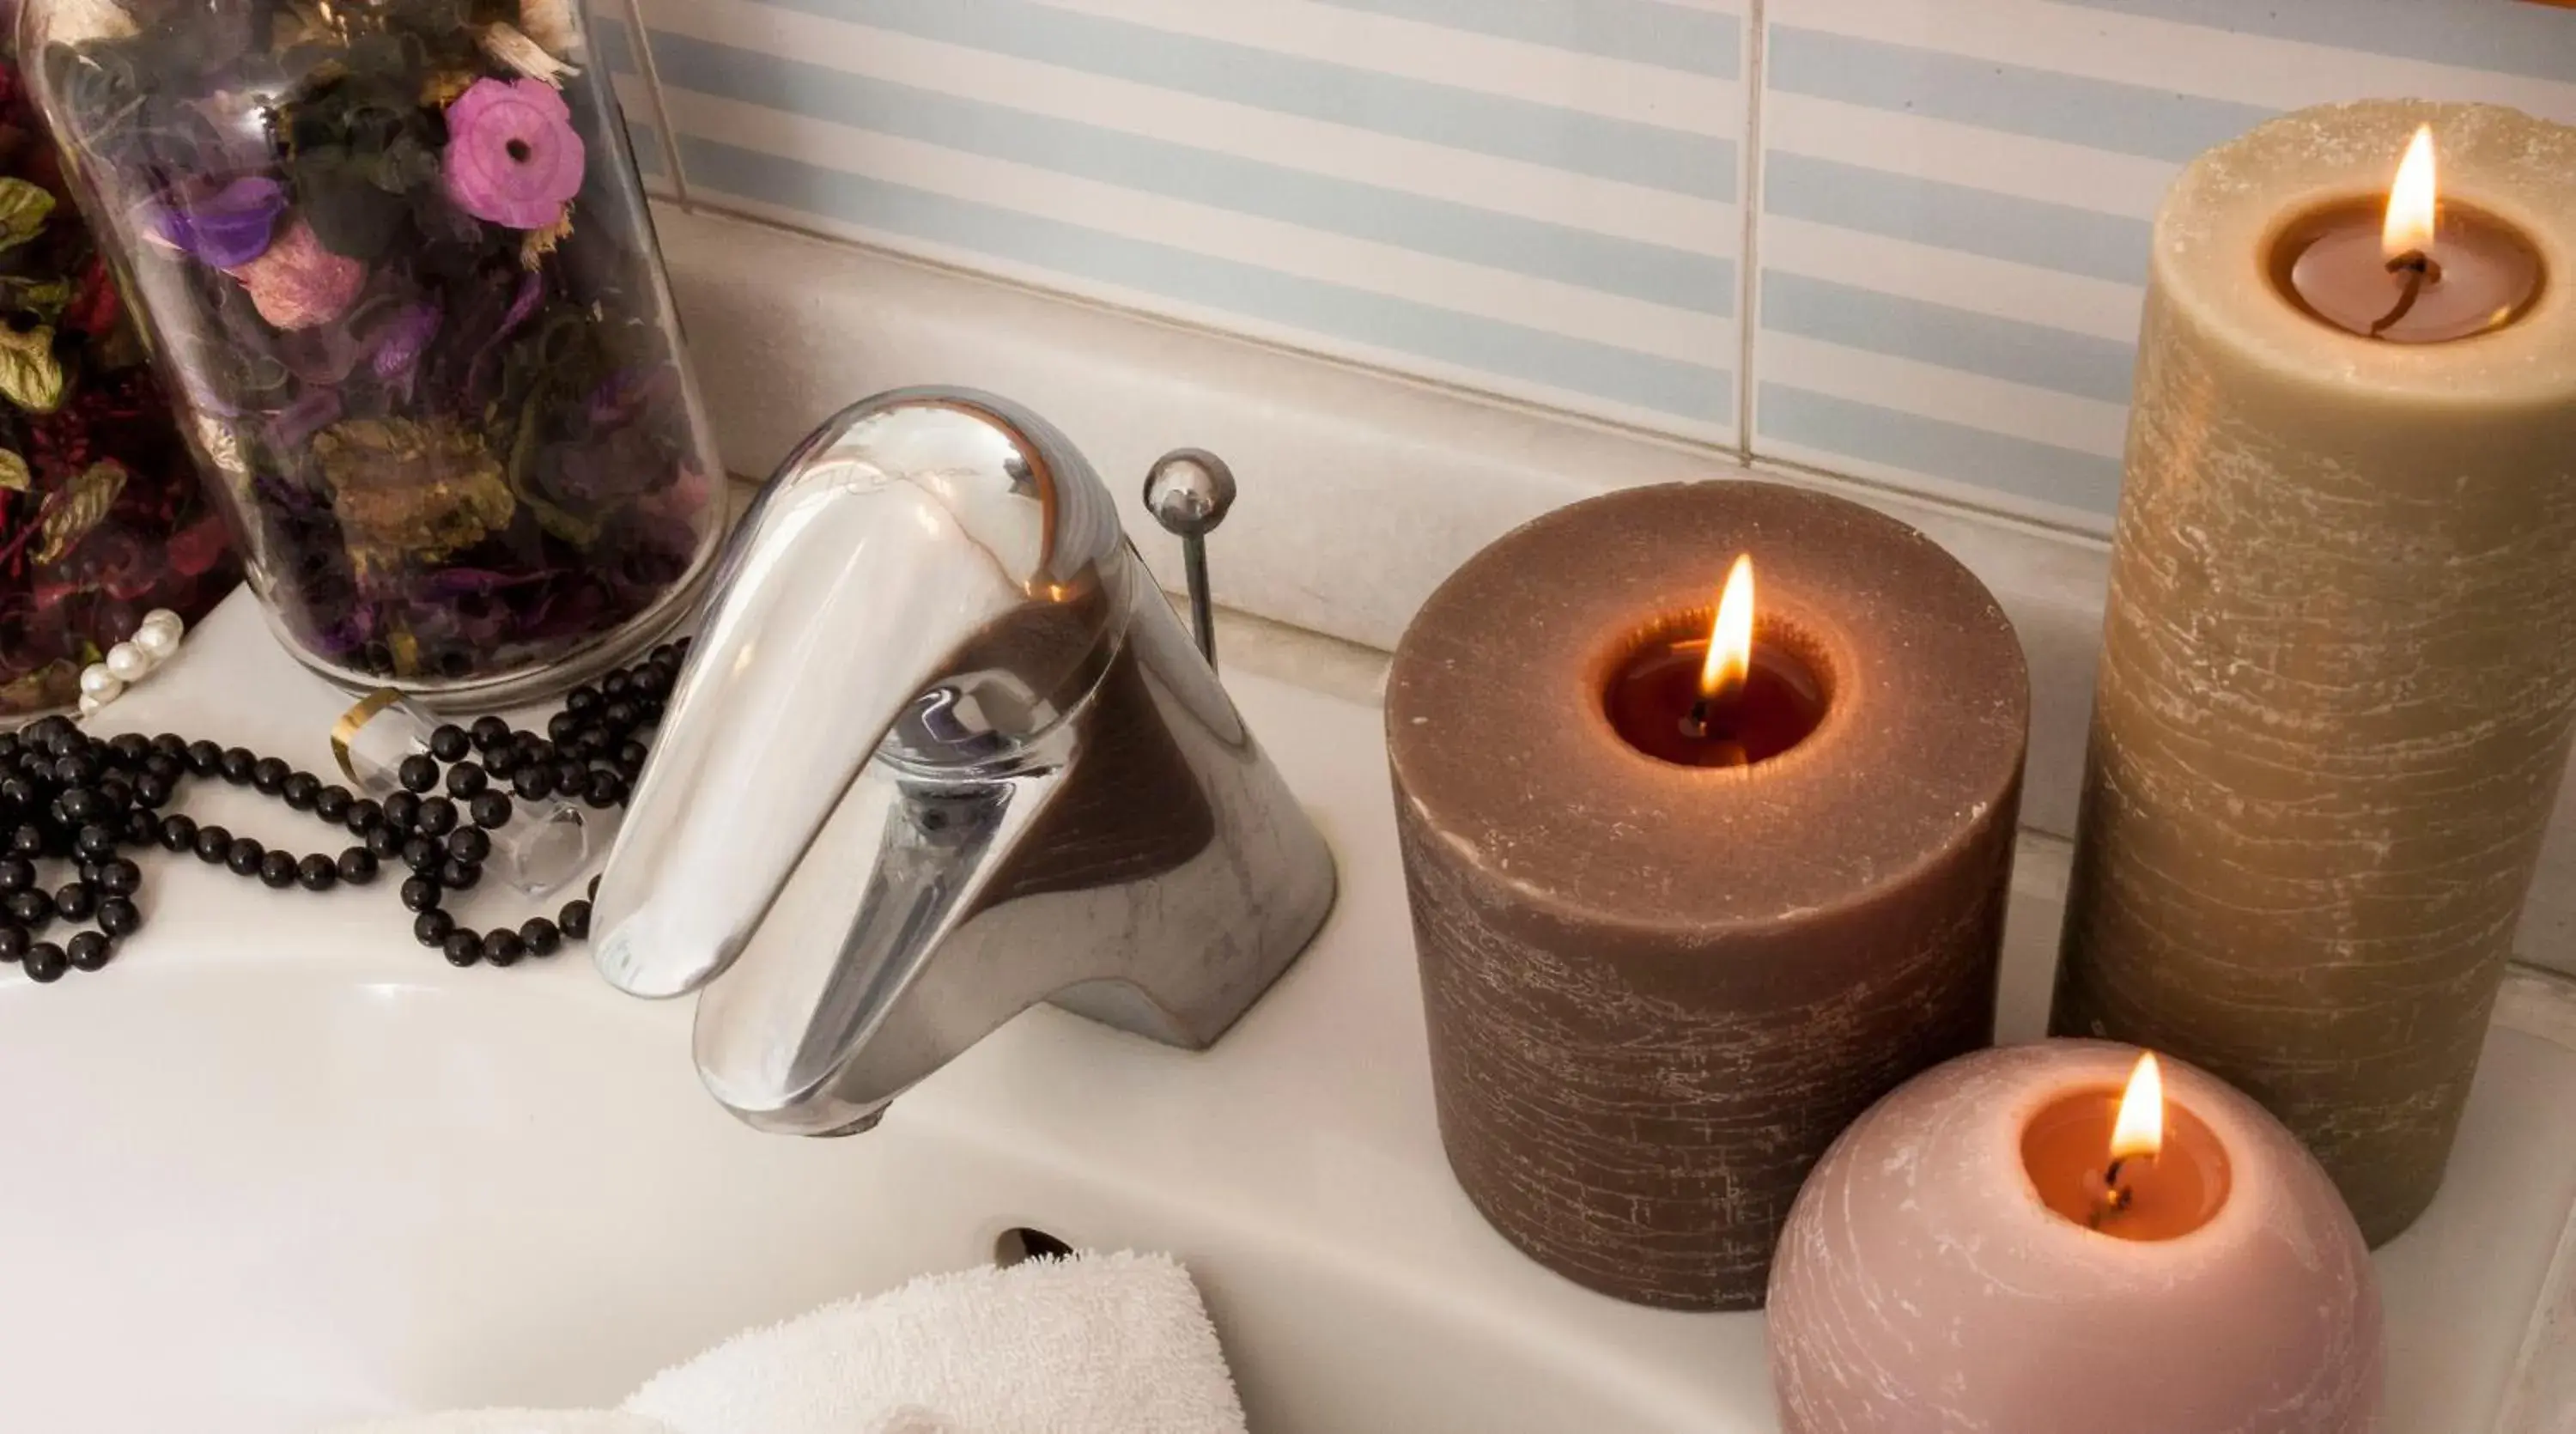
[625,1,699,211]
[1734,0,1766,462]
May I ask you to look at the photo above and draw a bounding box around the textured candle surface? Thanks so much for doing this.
[1769,1042,2384,1434]
[1387,481,2027,1309]
[2053,101,2576,1245]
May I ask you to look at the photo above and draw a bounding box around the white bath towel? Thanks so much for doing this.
[628,1251,1249,1434]
[333,1414,671,1434]
[331,1251,1247,1434]
[331,1409,941,1434]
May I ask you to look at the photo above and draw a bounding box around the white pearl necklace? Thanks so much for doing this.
[76,608,185,717]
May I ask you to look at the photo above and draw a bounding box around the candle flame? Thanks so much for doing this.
[1698,554,1755,702]
[2383,125,2438,261]
[2111,1052,2165,1164]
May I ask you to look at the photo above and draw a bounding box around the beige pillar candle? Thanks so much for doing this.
[2053,100,2576,1244]
[1768,1042,2384,1434]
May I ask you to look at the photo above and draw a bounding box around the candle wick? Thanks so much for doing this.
[2087,1156,2142,1230]
[2369,251,2442,337]
[1686,664,1750,744]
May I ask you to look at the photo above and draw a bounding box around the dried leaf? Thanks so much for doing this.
[0,278,73,324]
[0,180,54,254]
[0,450,27,492]
[421,69,479,108]
[519,210,573,269]
[519,0,585,58]
[34,459,127,564]
[313,417,517,573]
[270,0,344,49]
[94,322,145,370]
[47,0,136,46]
[504,386,599,547]
[478,22,580,86]
[0,326,68,415]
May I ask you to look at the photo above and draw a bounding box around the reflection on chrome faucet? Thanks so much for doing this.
[590,389,1337,1135]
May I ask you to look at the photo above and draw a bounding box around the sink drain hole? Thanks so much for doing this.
[994,1226,1075,1266]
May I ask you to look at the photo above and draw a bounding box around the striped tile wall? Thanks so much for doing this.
[603,0,2576,525]
[1753,0,2576,528]
[627,0,1747,442]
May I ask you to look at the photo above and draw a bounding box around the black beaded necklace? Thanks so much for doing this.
[1,637,689,985]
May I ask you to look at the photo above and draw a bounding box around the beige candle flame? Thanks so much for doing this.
[2111,1052,2165,1164]
[2382,125,2439,261]
[1698,554,1755,703]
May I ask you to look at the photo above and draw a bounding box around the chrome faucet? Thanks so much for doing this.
[591,389,1337,1135]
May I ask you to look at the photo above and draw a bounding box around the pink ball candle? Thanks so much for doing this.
[1768,1041,2383,1434]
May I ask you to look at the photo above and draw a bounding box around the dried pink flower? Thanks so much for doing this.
[441,77,586,230]
[224,218,366,331]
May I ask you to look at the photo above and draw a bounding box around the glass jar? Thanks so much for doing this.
[0,23,234,719]
[21,0,720,706]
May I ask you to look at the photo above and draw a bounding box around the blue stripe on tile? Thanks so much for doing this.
[738,0,1736,198]
[1765,153,2152,285]
[1762,271,2135,404]
[2052,0,2576,86]
[1304,0,1741,78]
[1758,383,2121,514]
[652,32,1734,313]
[681,137,1735,422]
[594,12,642,75]
[1768,24,2274,163]
[627,121,669,178]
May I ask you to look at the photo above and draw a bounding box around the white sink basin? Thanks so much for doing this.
[5,596,2576,1432]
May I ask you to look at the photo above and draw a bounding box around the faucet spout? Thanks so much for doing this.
[592,390,1335,1134]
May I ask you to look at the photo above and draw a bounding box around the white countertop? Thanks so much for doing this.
[5,592,2574,1432]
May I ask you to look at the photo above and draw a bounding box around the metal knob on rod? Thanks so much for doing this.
[1143,448,1236,671]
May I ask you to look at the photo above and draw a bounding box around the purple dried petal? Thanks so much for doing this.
[467,270,550,398]
[369,302,442,380]
[143,177,286,269]
[501,270,544,333]
[584,366,677,428]
[270,386,344,449]
[276,324,367,385]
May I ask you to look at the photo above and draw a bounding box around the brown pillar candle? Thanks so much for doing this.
[1386,481,2028,1310]
[2053,101,2576,1245]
